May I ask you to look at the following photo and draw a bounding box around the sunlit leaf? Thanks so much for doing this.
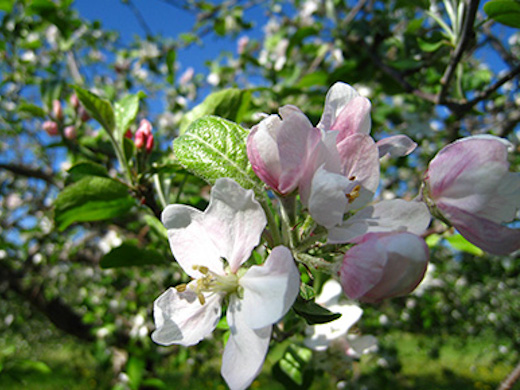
[174,116,263,193]
[72,86,115,134]
[484,0,520,28]
[445,234,484,256]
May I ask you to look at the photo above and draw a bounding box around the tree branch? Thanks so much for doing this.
[0,163,57,186]
[498,359,520,390]
[438,0,480,103]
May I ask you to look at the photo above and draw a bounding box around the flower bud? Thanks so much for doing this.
[124,129,133,139]
[52,99,63,121]
[70,94,80,109]
[146,133,154,153]
[135,130,145,149]
[340,232,428,303]
[43,120,59,136]
[78,106,90,122]
[64,126,77,140]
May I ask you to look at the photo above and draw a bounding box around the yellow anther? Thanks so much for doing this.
[175,284,187,292]
[346,185,361,203]
[197,292,206,305]
[192,265,209,274]
[349,175,356,181]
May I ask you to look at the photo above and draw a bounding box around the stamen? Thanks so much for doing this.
[175,284,187,292]
[346,184,361,203]
[349,175,356,181]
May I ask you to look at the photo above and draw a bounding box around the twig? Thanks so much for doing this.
[438,0,480,103]
[124,0,154,38]
[0,163,57,186]
[344,0,368,25]
[498,360,520,390]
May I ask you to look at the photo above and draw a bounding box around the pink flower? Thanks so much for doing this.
[153,178,300,390]
[52,99,63,121]
[64,126,76,140]
[247,105,321,195]
[42,120,59,136]
[135,119,153,153]
[340,232,429,303]
[425,135,520,255]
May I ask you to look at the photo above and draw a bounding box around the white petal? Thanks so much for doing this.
[377,135,417,158]
[328,200,431,244]
[162,204,224,277]
[221,296,272,390]
[204,178,267,273]
[346,335,378,358]
[239,246,300,329]
[308,167,353,228]
[317,82,360,131]
[316,279,343,307]
[151,287,222,347]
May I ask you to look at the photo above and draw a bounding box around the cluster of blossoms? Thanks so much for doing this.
[152,83,520,389]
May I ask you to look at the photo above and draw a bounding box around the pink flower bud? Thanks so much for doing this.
[340,232,429,303]
[146,133,154,153]
[124,129,133,139]
[52,99,63,121]
[78,106,90,122]
[134,130,145,149]
[43,120,59,136]
[70,94,80,109]
[64,126,77,140]
[137,119,152,136]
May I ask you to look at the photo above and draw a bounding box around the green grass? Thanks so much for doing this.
[0,332,517,389]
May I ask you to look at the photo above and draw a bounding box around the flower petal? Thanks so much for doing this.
[239,246,300,329]
[318,82,361,131]
[151,287,222,347]
[221,295,272,390]
[439,203,520,255]
[331,96,372,142]
[308,167,354,228]
[377,135,417,158]
[328,199,431,244]
[336,134,380,210]
[340,236,387,299]
[161,204,224,277]
[203,178,267,272]
[316,279,343,307]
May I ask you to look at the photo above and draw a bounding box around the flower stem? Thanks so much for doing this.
[259,197,282,247]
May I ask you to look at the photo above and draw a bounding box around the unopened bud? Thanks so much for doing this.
[70,94,80,109]
[137,119,152,136]
[64,126,76,140]
[52,99,63,121]
[78,106,90,122]
[145,133,154,153]
[124,129,133,139]
[43,120,59,136]
[134,130,146,149]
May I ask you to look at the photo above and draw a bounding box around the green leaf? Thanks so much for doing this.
[54,176,135,231]
[179,89,251,134]
[173,116,263,193]
[114,92,145,139]
[272,345,313,389]
[16,360,52,375]
[297,72,329,88]
[143,214,168,240]
[445,234,484,256]
[484,0,520,28]
[425,233,442,248]
[100,241,168,268]
[0,0,15,12]
[72,86,115,134]
[417,37,446,52]
[126,356,145,390]
[18,102,47,118]
[66,162,109,183]
[166,49,176,84]
[292,296,342,325]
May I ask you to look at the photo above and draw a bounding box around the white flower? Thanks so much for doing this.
[304,279,363,351]
[152,178,300,390]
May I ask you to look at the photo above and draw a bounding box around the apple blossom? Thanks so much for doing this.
[42,120,58,136]
[152,178,300,390]
[340,232,429,303]
[424,135,520,255]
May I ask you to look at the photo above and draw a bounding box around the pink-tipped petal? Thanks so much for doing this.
[340,235,387,299]
[439,203,520,255]
[151,287,222,347]
[318,82,361,131]
[377,135,417,158]
[240,246,300,329]
[221,296,272,390]
[331,96,372,142]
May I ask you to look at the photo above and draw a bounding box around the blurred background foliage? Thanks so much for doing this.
[0,0,519,388]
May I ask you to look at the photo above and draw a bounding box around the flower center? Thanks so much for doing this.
[175,265,240,305]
